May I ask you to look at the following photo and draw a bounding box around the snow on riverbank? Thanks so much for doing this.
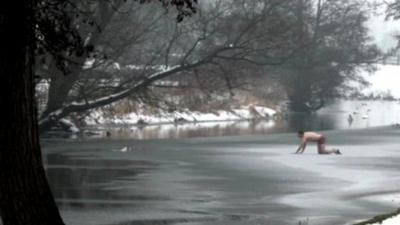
[85,105,277,126]
[359,212,400,225]
[368,215,400,225]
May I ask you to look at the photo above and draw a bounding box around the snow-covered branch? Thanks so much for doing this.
[39,60,203,132]
[38,45,245,133]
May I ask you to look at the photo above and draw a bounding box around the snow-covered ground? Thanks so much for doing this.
[85,105,277,126]
[368,215,400,225]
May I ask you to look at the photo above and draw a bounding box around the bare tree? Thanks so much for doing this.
[276,0,379,112]
[38,0,297,132]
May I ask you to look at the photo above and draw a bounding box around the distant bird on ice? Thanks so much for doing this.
[120,146,132,152]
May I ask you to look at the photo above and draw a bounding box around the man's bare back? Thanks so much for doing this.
[301,131,324,142]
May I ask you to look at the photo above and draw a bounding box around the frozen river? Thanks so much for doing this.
[41,100,400,225]
[42,128,400,225]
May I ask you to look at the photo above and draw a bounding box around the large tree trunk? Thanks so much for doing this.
[0,1,65,225]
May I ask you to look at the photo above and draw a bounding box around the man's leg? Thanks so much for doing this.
[318,144,339,154]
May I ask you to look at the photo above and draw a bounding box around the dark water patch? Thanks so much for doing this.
[333,156,400,172]
[175,210,213,216]
[56,197,170,209]
[46,156,157,187]
[45,153,165,210]
[113,217,217,225]
[48,165,164,208]
[45,152,160,169]
[112,213,255,225]
[222,214,251,221]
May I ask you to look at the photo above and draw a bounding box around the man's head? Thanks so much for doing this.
[297,130,304,138]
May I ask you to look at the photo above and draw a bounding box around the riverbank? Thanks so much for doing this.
[57,100,400,140]
[85,105,278,126]
[42,125,400,225]
[355,209,400,225]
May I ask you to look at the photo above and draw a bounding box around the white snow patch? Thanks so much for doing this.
[83,58,95,69]
[59,118,80,133]
[35,80,49,92]
[367,214,400,225]
[112,62,121,70]
[85,105,277,126]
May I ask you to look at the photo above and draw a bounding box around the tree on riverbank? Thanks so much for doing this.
[0,1,196,224]
[0,1,66,224]
[36,0,297,133]
[36,0,382,130]
[276,0,379,112]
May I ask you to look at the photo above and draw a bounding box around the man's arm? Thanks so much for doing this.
[295,139,307,154]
